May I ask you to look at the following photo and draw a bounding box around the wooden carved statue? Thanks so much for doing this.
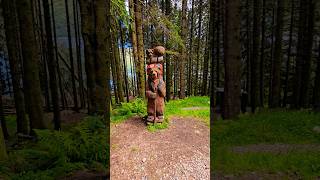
[146,46,166,123]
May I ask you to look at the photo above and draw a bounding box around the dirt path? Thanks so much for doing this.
[110,116,210,179]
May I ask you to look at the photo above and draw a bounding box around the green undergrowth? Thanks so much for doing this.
[111,98,146,124]
[146,117,169,132]
[111,96,210,131]
[212,110,320,178]
[0,116,109,180]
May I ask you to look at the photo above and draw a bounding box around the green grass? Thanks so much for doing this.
[212,110,320,178]
[146,117,170,132]
[111,96,210,131]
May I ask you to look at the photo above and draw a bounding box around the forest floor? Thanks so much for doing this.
[110,96,210,179]
[110,116,210,179]
[1,110,108,180]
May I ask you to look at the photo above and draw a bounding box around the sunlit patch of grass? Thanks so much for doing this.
[166,96,210,126]
[147,117,170,132]
[211,110,320,178]
[111,96,210,131]
[111,98,147,124]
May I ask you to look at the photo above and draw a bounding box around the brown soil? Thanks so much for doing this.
[110,116,210,179]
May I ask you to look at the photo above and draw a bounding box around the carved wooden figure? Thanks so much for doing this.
[146,46,166,123]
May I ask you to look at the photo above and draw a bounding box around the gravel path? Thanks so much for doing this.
[110,116,210,180]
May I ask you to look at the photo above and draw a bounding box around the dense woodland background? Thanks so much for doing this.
[0,0,319,178]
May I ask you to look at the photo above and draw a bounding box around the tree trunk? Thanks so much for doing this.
[293,0,315,108]
[36,0,51,112]
[129,0,139,96]
[51,0,66,109]
[110,43,119,104]
[299,0,315,108]
[251,0,261,113]
[16,0,46,130]
[79,0,97,114]
[43,0,61,130]
[94,0,111,115]
[268,6,275,107]
[216,0,221,88]
[314,41,320,111]
[270,0,284,108]
[283,0,294,107]
[245,0,250,99]
[187,0,195,96]
[259,0,266,106]
[119,21,129,102]
[165,0,172,101]
[209,0,215,122]
[111,31,124,102]
[134,0,146,98]
[74,0,85,109]
[0,75,9,140]
[65,0,79,111]
[201,35,209,96]
[0,125,7,160]
[194,0,203,96]
[222,0,241,119]
[3,0,28,134]
[179,0,187,99]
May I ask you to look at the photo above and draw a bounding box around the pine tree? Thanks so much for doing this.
[270,0,285,108]
[16,0,46,130]
[179,0,188,99]
[43,0,61,130]
[2,0,28,134]
[222,0,241,119]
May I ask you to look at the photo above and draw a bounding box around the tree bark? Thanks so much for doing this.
[16,0,46,130]
[74,0,85,109]
[111,31,124,102]
[2,0,29,134]
[165,0,172,101]
[94,0,111,115]
[43,0,61,130]
[222,0,241,119]
[216,0,221,88]
[187,0,195,96]
[0,125,7,160]
[179,0,187,99]
[270,0,284,108]
[283,0,294,107]
[119,21,129,102]
[51,0,66,109]
[134,0,146,98]
[293,0,315,108]
[259,0,266,106]
[251,0,261,113]
[314,41,320,111]
[209,0,215,122]
[79,0,97,114]
[65,0,79,111]
[194,0,203,96]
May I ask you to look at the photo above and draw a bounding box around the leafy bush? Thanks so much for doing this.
[111,98,147,123]
[0,116,108,179]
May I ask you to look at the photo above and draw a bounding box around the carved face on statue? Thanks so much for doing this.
[147,64,163,81]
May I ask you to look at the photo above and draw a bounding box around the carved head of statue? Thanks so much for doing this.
[147,63,163,81]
